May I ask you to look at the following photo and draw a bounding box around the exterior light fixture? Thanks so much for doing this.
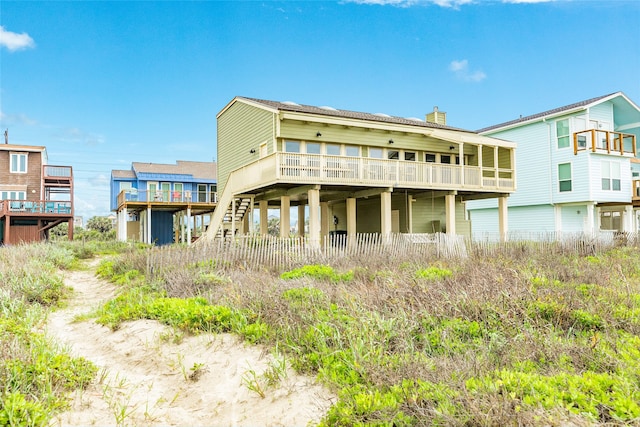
[449,145,455,150]
[249,149,256,154]
[388,139,394,144]
[316,132,322,137]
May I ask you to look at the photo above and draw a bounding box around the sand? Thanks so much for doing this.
[46,260,334,426]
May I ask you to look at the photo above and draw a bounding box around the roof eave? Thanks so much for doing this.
[216,96,279,119]
[479,105,590,135]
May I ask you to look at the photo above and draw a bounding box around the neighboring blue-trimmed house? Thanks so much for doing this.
[110,160,217,245]
[467,92,640,238]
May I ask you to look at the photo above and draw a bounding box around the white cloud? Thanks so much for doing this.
[55,127,105,146]
[432,0,473,7]
[0,110,38,126]
[344,0,473,7]
[89,174,110,187]
[345,0,559,6]
[0,26,35,51]
[449,59,487,82]
[449,59,468,72]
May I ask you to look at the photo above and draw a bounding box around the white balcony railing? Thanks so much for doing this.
[231,152,515,194]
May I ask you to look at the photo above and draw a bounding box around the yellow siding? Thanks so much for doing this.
[456,202,471,237]
[356,197,382,232]
[218,102,275,193]
[279,120,472,157]
[411,198,446,233]
[477,146,512,169]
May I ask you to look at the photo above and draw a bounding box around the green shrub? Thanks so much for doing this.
[0,391,49,427]
[415,266,452,281]
[281,265,353,282]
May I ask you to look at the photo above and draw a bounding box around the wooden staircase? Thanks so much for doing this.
[216,197,252,238]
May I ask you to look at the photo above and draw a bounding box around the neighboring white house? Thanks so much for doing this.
[467,92,640,238]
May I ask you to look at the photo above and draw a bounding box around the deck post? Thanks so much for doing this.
[346,197,356,236]
[408,196,414,233]
[280,196,290,238]
[259,200,268,236]
[4,214,10,244]
[308,187,320,248]
[458,142,464,185]
[624,205,634,233]
[187,207,192,244]
[493,147,499,187]
[180,212,185,243]
[585,202,596,236]
[445,192,456,236]
[478,145,483,188]
[498,196,508,242]
[298,204,305,237]
[118,207,128,241]
[146,207,152,244]
[67,218,74,241]
[248,197,255,234]
[320,202,329,241]
[381,189,392,242]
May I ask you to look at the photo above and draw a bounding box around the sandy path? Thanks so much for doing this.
[47,259,333,426]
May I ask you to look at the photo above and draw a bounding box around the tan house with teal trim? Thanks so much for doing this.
[201,97,516,243]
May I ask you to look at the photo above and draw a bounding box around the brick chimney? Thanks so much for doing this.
[425,106,446,126]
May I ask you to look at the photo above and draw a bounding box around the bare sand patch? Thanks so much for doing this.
[47,262,334,426]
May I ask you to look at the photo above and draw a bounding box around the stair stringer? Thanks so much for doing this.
[197,173,239,243]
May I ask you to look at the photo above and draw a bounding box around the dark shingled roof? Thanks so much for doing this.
[239,97,472,133]
[477,93,619,133]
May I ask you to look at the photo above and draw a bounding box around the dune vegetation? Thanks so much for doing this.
[2,239,640,426]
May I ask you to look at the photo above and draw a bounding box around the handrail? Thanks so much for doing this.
[43,165,73,178]
[0,199,72,215]
[116,189,218,206]
[198,174,238,242]
[573,129,636,156]
[225,152,515,192]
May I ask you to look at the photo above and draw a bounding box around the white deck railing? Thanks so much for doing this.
[233,152,514,192]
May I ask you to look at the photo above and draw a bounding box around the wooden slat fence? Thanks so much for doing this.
[146,233,467,277]
[145,231,640,278]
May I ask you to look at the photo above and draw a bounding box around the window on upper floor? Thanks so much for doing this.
[404,152,416,161]
[306,142,321,154]
[10,153,27,173]
[557,119,570,149]
[440,155,451,164]
[558,163,572,192]
[345,145,360,157]
[425,153,436,163]
[0,190,26,200]
[369,148,383,158]
[601,161,621,191]
[326,144,340,156]
[210,184,217,202]
[387,150,399,160]
[285,140,301,153]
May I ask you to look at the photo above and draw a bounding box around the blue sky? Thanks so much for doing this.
[1,0,639,221]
